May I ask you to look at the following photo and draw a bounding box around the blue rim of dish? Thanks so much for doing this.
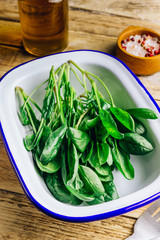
[0,49,160,223]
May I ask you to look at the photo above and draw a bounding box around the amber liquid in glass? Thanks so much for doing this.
[18,0,68,56]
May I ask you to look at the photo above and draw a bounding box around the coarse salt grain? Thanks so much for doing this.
[121,34,160,57]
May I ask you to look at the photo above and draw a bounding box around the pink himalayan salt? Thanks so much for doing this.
[121,34,160,57]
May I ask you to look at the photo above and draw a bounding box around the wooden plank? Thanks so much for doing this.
[69,0,160,24]
[139,74,160,101]
[1,6,160,38]
[1,0,160,24]
[69,9,160,38]
[0,189,135,240]
[0,46,34,78]
[0,0,19,21]
[0,20,22,47]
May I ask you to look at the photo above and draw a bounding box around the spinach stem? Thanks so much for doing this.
[86,71,115,107]
[70,67,85,88]
[52,66,65,124]
[68,60,84,74]
[16,87,37,133]
[22,79,48,111]
[27,118,45,151]
[82,73,89,95]
[58,63,66,91]
[69,60,115,107]
[47,104,58,128]
[75,109,89,129]
[22,91,42,113]
[86,74,101,110]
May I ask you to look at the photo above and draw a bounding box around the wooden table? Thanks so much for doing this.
[0,0,160,239]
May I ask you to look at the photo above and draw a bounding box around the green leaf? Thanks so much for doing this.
[40,124,67,164]
[38,126,52,155]
[18,106,30,125]
[119,132,153,155]
[24,119,45,151]
[110,107,135,131]
[89,142,100,168]
[71,173,84,191]
[68,127,90,152]
[127,108,158,119]
[134,119,146,135]
[79,116,100,131]
[95,163,111,176]
[45,173,82,205]
[81,140,94,164]
[97,123,109,142]
[112,144,134,180]
[99,109,124,139]
[97,172,114,182]
[106,136,115,148]
[87,196,105,205]
[100,98,111,110]
[97,142,111,165]
[23,134,34,151]
[79,165,105,197]
[106,145,113,166]
[103,181,119,201]
[61,154,95,202]
[67,142,79,185]
[41,90,55,119]
[34,152,61,173]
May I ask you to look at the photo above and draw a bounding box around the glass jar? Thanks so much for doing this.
[18,0,68,56]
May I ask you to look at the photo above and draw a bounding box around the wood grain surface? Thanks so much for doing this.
[0,0,160,239]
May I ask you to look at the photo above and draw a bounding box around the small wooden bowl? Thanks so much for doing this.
[116,26,160,75]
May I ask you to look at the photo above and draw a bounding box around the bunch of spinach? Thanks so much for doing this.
[15,61,158,206]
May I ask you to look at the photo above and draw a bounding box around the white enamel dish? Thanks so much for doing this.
[0,50,160,222]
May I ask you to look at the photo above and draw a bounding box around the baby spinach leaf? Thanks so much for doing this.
[35,152,61,173]
[67,186,95,202]
[103,181,119,201]
[134,119,146,135]
[41,126,52,142]
[99,109,124,139]
[41,90,55,120]
[97,123,109,142]
[79,165,105,197]
[110,107,135,132]
[106,146,113,166]
[87,196,105,205]
[68,127,90,152]
[119,132,153,155]
[40,124,67,165]
[89,142,100,168]
[100,98,111,110]
[97,172,113,182]
[18,106,30,125]
[81,140,94,164]
[45,173,81,205]
[106,136,115,148]
[23,134,34,151]
[95,163,111,176]
[112,143,134,180]
[127,108,158,119]
[71,173,84,191]
[61,154,95,202]
[79,116,100,131]
[98,142,110,165]
[24,119,45,151]
[67,142,79,185]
